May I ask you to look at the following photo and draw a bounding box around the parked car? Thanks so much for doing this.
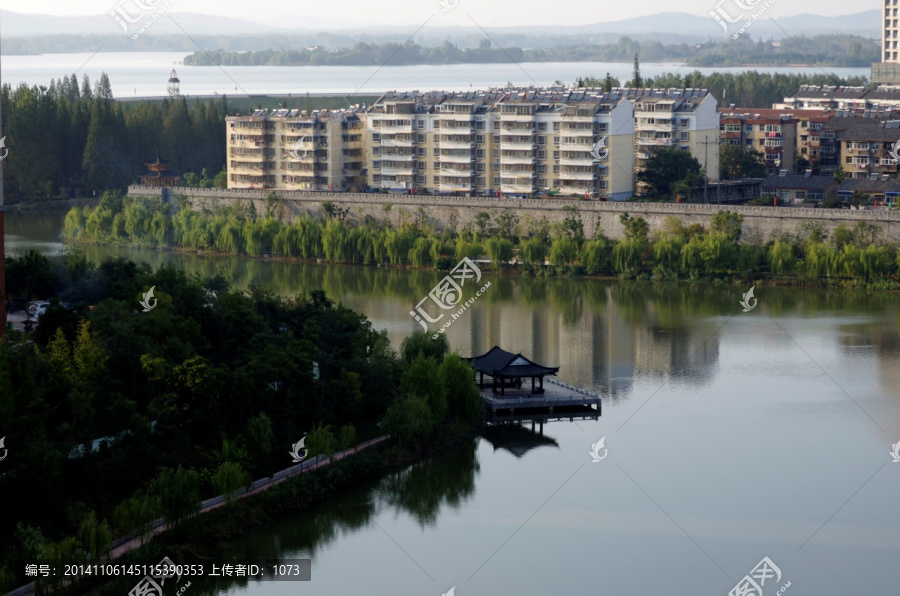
[27,301,51,317]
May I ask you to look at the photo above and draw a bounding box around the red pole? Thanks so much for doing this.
[0,55,6,340]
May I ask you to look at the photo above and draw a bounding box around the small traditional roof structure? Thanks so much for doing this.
[137,152,179,187]
[469,346,559,378]
[468,346,559,395]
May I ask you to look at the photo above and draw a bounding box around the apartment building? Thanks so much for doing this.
[365,87,635,200]
[719,111,797,174]
[623,88,719,196]
[819,111,900,178]
[873,0,900,84]
[226,107,366,191]
[774,85,900,111]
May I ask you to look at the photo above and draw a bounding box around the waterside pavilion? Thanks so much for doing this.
[467,346,601,420]
[137,152,179,188]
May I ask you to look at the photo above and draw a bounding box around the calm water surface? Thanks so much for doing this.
[7,212,900,595]
[0,51,871,97]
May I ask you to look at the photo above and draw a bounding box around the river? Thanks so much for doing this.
[6,211,900,595]
[0,51,870,98]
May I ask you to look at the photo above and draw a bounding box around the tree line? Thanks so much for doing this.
[184,35,876,69]
[0,73,226,200]
[61,193,900,288]
[0,247,481,591]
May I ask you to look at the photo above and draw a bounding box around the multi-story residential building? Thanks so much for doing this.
[719,111,798,175]
[365,88,635,200]
[226,107,366,191]
[873,0,900,84]
[819,111,900,178]
[775,85,900,111]
[624,88,719,196]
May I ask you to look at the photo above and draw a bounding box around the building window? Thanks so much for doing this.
[476,149,484,157]
[417,134,425,142]
[476,135,484,143]
[418,148,425,156]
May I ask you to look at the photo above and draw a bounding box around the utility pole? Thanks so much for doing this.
[698,134,719,204]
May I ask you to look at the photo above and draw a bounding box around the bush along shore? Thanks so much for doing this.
[62,192,900,290]
[0,245,484,593]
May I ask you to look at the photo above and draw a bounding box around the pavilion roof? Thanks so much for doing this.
[144,152,172,166]
[467,346,559,378]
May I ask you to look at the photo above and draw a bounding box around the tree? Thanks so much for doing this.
[619,212,649,241]
[305,423,338,457]
[439,354,481,424]
[401,355,448,424]
[710,211,744,243]
[495,210,520,242]
[149,465,200,528]
[213,461,251,504]
[631,54,642,88]
[474,211,492,237]
[719,145,766,179]
[485,237,514,269]
[520,237,548,268]
[636,149,701,197]
[77,511,112,562]
[401,331,449,364]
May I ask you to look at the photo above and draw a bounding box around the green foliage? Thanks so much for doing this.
[710,211,744,243]
[768,240,797,276]
[338,425,358,450]
[519,238,548,268]
[148,465,201,527]
[401,331,449,364]
[485,237,514,269]
[400,355,448,424]
[384,395,435,447]
[720,145,766,179]
[549,237,577,267]
[581,236,612,275]
[612,237,646,275]
[213,461,251,504]
[306,423,338,457]
[439,354,481,424]
[619,212,650,241]
[636,149,702,197]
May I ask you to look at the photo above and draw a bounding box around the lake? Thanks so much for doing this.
[0,51,871,98]
[6,211,900,595]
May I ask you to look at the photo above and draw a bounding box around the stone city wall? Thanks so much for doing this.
[128,186,900,243]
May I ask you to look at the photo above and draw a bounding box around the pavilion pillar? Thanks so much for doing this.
[539,376,544,393]
[531,376,535,394]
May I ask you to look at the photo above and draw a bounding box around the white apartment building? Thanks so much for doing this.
[226,107,366,191]
[623,88,720,196]
[365,88,636,200]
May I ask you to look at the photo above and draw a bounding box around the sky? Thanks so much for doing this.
[0,0,872,28]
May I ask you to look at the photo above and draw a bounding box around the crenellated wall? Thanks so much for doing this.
[128,186,900,243]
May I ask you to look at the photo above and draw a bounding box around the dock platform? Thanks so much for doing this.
[481,377,601,416]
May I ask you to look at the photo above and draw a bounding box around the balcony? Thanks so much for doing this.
[499,154,535,164]
[559,154,593,166]
[636,137,673,147]
[558,171,595,181]
[379,137,415,147]
[441,164,474,175]
[439,181,472,191]
[439,153,474,163]
[559,141,593,151]
[562,110,594,120]
[638,121,675,132]
[439,137,474,148]
[379,152,415,161]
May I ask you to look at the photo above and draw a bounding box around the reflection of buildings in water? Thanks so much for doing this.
[634,325,720,386]
[838,324,900,403]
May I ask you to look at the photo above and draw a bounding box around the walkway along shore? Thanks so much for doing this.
[5,434,391,596]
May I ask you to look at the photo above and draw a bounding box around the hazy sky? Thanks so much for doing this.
[1,0,870,28]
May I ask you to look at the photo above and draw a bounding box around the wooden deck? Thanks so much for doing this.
[481,377,601,416]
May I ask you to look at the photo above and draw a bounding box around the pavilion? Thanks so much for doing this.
[467,346,560,396]
[137,152,179,188]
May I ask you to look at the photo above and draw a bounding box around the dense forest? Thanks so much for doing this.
[0,74,226,200]
[61,193,900,288]
[183,35,878,68]
[0,248,481,591]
